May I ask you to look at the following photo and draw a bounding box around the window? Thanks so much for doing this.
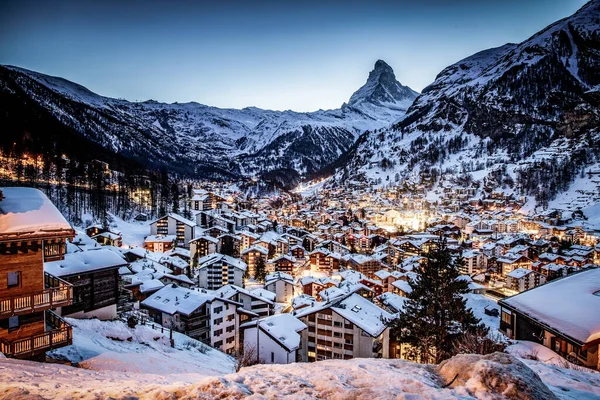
[226,337,235,344]
[214,306,223,314]
[333,321,343,328]
[214,317,223,325]
[227,314,235,322]
[271,352,275,363]
[345,339,353,345]
[226,325,235,333]
[501,311,512,325]
[334,342,342,349]
[44,243,63,258]
[333,332,342,338]
[214,340,223,348]
[8,316,19,331]
[214,329,223,337]
[7,272,20,288]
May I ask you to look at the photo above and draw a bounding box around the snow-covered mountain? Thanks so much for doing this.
[0,60,418,181]
[334,0,600,210]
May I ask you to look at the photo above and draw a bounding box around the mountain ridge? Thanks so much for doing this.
[331,0,600,210]
[0,61,418,182]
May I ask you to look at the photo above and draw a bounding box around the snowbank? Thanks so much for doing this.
[2,351,599,399]
[439,352,557,400]
[48,318,235,381]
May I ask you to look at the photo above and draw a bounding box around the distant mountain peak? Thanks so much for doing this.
[347,60,418,109]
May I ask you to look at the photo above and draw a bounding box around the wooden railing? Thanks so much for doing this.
[0,273,72,318]
[0,311,72,358]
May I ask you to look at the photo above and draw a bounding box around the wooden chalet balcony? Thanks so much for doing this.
[0,273,73,318]
[0,310,72,358]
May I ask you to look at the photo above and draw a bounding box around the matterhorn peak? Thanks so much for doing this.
[347,60,418,109]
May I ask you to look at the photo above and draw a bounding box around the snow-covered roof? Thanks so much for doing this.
[243,314,307,351]
[291,294,316,309]
[0,187,73,236]
[265,271,294,284]
[241,245,269,256]
[145,235,176,243]
[332,294,394,337]
[376,292,408,314]
[142,285,224,316]
[213,284,275,305]
[197,253,247,271]
[151,213,196,227]
[506,268,533,279]
[392,279,413,294]
[500,269,600,345]
[140,279,165,293]
[45,248,127,277]
[250,288,276,303]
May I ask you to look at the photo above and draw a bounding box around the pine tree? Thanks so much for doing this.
[254,256,266,282]
[391,238,486,364]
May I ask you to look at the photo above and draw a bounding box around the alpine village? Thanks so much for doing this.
[0,1,600,399]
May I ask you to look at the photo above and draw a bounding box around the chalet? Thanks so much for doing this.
[269,255,296,274]
[309,248,341,273]
[0,188,75,360]
[499,269,600,370]
[241,313,307,364]
[158,254,189,276]
[144,235,176,253]
[375,292,407,314]
[295,293,393,362]
[374,270,399,293]
[196,253,247,290]
[241,245,269,279]
[190,190,226,211]
[341,254,383,280]
[317,240,350,255]
[496,253,533,277]
[238,231,260,251]
[142,284,242,354]
[91,231,122,248]
[461,250,485,275]
[290,245,305,260]
[163,247,191,263]
[291,294,317,311]
[540,263,569,281]
[150,214,197,249]
[214,284,274,318]
[189,235,219,259]
[391,278,413,297]
[300,276,339,300]
[506,268,546,293]
[45,248,127,320]
[264,272,295,303]
[218,233,242,258]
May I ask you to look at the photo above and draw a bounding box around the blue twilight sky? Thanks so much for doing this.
[0,0,589,112]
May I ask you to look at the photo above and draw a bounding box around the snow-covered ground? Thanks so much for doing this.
[47,318,235,383]
[108,213,149,248]
[465,293,502,336]
[2,350,599,399]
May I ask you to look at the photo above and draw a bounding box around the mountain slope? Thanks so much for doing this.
[0,61,418,181]
[333,0,600,210]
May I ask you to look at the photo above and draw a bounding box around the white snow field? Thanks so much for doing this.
[47,318,235,383]
[1,349,600,399]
